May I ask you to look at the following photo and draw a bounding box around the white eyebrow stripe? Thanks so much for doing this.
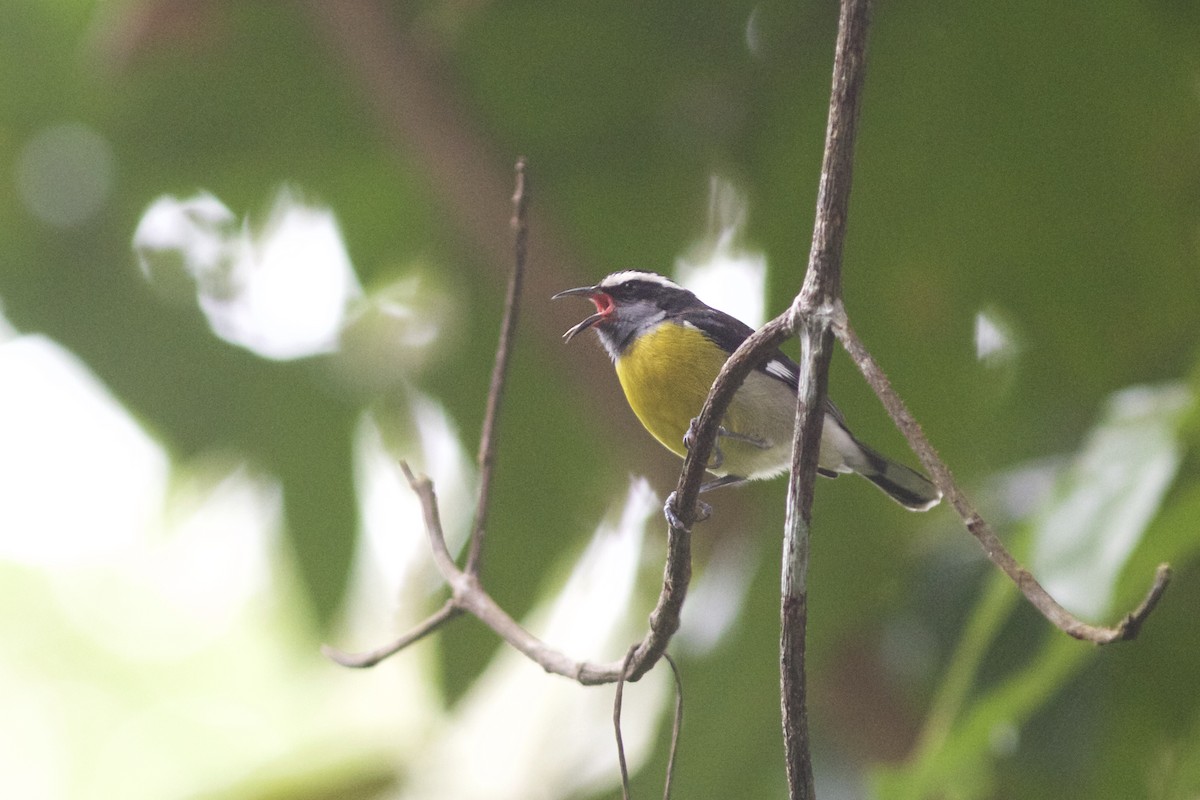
[599,270,682,290]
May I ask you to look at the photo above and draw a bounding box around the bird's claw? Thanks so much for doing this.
[682,418,726,470]
[664,490,712,530]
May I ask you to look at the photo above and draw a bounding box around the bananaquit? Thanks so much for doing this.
[553,270,941,511]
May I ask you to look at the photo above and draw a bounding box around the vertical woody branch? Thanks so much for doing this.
[781,0,873,798]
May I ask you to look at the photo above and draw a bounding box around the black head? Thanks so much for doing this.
[552,271,699,357]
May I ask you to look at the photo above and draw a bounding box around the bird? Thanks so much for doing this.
[553,270,941,521]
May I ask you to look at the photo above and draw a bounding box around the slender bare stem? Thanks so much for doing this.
[780,318,833,800]
[777,2,873,797]
[322,601,462,668]
[833,315,1171,642]
[661,653,684,800]
[614,645,638,800]
[467,157,529,574]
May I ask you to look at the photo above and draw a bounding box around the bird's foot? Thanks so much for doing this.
[683,418,738,470]
[663,490,711,530]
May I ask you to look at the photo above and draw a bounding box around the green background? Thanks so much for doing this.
[4,1,1200,798]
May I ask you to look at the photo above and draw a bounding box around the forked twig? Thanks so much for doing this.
[323,157,536,669]
[338,461,674,683]
[324,158,691,685]
[614,647,685,800]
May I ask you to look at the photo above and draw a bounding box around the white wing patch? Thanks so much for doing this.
[764,357,796,384]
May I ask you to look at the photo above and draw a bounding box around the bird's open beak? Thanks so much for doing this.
[551,285,596,300]
[552,285,609,342]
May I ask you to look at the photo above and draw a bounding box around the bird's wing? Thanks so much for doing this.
[676,304,846,423]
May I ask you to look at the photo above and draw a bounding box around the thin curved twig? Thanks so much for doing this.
[613,648,685,800]
[614,644,639,800]
[833,313,1172,642]
[661,653,684,800]
[322,601,461,668]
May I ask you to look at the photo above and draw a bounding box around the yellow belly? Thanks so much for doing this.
[613,323,800,478]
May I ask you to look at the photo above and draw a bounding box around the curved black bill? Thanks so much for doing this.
[561,311,606,342]
[550,285,596,300]
[552,285,602,342]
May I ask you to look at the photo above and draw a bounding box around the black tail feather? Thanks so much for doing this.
[853,443,941,511]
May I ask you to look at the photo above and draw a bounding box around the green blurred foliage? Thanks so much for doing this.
[3,1,1200,798]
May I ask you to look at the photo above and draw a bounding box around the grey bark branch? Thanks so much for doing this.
[779,0,873,796]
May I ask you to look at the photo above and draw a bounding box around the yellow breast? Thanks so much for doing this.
[614,323,730,460]
[613,321,803,479]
